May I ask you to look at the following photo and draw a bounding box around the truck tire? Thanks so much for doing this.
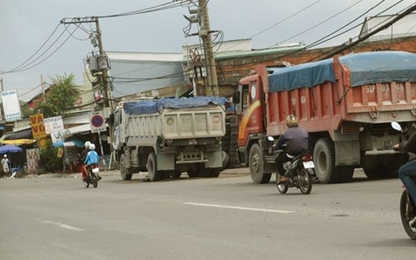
[170,170,182,179]
[313,138,338,184]
[249,144,271,184]
[362,154,407,179]
[147,152,163,181]
[120,154,132,181]
[209,168,222,177]
[387,154,408,178]
[336,166,354,183]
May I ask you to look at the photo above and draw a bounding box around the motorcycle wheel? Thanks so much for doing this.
[276,174,289,194]
[92,174,98,188]
[299,169,312,194]
[84,179,89,188]
[400,190,416,239]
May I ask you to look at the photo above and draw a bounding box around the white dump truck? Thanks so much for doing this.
[113,96,227,181]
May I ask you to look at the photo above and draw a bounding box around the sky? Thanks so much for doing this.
[0,0,415,101]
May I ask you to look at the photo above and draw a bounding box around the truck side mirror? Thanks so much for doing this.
[232,91,240,104]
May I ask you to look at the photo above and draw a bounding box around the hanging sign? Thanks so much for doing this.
[30,114,46,139]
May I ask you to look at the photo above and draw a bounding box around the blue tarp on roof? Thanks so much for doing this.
[123,96,227,115]
[268,51,416,92]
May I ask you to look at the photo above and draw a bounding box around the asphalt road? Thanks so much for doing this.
[0,168,414,260]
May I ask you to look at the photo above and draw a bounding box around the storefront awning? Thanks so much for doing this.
[0,139,37,145]
[4,128,33,140]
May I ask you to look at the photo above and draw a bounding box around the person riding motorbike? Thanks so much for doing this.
[84,143,101,180]
[80,141,91,181]
[275,114,310,184]
[394,132,416,209]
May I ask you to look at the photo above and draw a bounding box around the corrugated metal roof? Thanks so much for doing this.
[107,51,183,62]
[107,53,185,98]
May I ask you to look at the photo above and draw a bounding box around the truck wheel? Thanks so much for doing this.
[336,166,354,183]
[313,138,338,184]
[209,168,222,177]
[171,170,182,179]
[187,168,198,178]
[120,154,132,181]
[387,154,408,178]
[249,144,271,184]
[147,152,163,181]
[362,165,382,179]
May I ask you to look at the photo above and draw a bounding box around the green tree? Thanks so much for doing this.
[34,74,80,117]
[20,100,34,118]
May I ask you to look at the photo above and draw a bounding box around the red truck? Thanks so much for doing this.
[232,51,416,184]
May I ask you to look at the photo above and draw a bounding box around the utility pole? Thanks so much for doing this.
[198,0,218,97]
[94,18,112,110]
[61,17,114,169]
[60,17,112,111]
[181,0,219,97]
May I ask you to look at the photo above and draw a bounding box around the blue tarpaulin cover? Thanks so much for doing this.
[123,96,227,115]
[268,51,416,92]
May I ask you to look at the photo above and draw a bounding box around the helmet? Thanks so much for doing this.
[286,114,298,127]
[3,154,6,158]
[84,141,91,149]
[89,144,96,150]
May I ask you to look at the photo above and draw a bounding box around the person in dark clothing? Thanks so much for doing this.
[394,133,416,205]
[80,141,91,181]
[275,114,309,184]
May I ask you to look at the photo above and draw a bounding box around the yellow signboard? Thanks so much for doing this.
[30,114,47,139]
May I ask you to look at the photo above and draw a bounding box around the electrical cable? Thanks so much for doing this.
[275,0,365,46]
[9,24,81,73]
[221,0,411,68]
[95,2,182,19]
[305,0,393,49]
[315,2,416,60]
[252,0,324,40]
[0,22,62,74]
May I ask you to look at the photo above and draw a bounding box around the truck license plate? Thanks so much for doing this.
[303,161,315,169]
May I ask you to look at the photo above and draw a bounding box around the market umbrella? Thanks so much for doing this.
[0,144,23,154]
[53,140,84,148]
[0,145,23,175]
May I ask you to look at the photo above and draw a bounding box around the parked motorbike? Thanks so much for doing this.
[391,121,416,239]
[84,164,100,188]
[268,136,315,194]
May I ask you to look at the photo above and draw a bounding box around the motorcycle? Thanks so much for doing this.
[84,164,100,188]
[268,136,315,194]
[392,121,416,239]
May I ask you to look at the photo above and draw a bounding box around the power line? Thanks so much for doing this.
[3,2,184,77]
[94,2,182,19]
[305,0,393,49]
[251,0,324,40]
[316,2,416,60]
[275,0,365,46]
[0,23,62,75]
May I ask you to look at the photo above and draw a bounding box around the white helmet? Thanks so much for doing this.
[89,144,96,150]
[84,141,91,149]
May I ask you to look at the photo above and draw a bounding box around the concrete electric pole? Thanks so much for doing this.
[198,0,219,97]
[60,17,112,111]
[181,0,219,97]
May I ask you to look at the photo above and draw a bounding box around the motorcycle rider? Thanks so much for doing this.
[84,143,101,180]
[80,141,91,181]
[275,114,310,184]
[394,133,416,207]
